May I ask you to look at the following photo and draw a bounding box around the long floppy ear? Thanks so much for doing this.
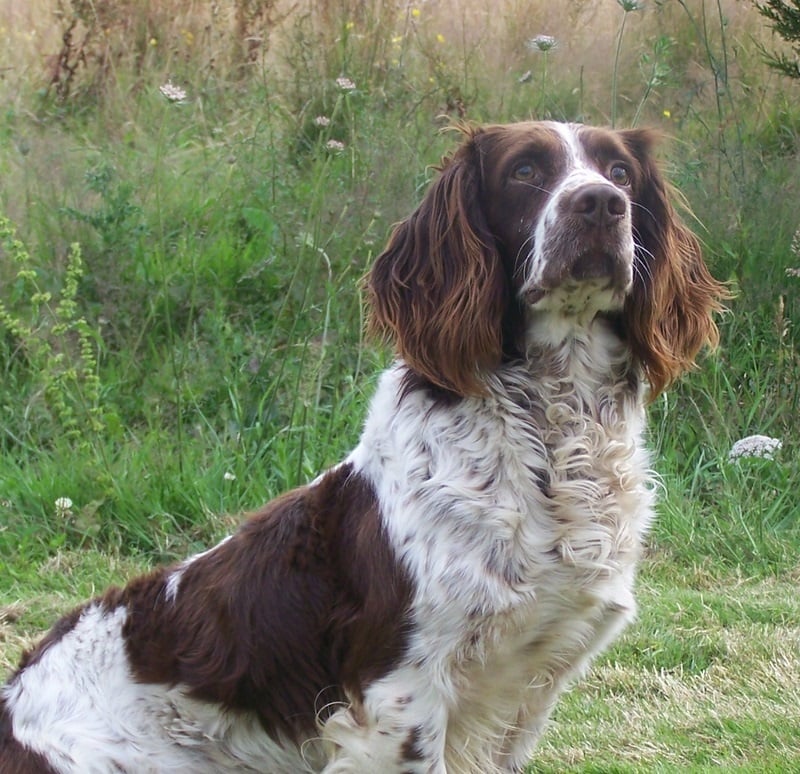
[366,135,509,397]
[621,129,729,399]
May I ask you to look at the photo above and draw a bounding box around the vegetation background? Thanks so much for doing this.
[1,0,799,769]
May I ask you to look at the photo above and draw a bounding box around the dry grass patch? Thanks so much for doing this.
[530,568,800,771]
[0,549,151,673]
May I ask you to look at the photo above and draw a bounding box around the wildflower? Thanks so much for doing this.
[55,497,73,516]
[786,267,800,278]
[149,37,158,46]
[159,81,188,103]
[313,115,331,127]
[326,139,346,153]
[791,226,800,258]
[411,8,421,18]
[663,109,671,118]
[729,434,782,461]
[527,35,557,53]
[436,33,445,44]
[223,472,237,482]
[617,0,645,10]
[335,76,356,92]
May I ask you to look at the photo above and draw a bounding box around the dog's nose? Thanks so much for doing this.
[571,184,627,226]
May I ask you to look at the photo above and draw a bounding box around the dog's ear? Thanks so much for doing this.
[620,129,728,399]
[367,137,509,397]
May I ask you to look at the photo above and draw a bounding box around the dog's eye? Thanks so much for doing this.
[609,164,631,186]
[512,163,537,182]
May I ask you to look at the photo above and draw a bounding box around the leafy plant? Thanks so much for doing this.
[0,216,111,451]
[756,0,800,79]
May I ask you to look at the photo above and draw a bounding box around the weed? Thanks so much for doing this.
[0,217,109,451]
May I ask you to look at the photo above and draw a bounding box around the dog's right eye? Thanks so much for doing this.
[512,163,537,181]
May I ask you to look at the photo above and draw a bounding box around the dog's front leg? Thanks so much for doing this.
[320,669,447,774]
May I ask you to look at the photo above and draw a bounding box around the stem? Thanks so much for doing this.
[611,11,629,128]
[539,53,548,116]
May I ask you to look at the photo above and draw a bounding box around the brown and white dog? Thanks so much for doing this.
[0,122,725,773]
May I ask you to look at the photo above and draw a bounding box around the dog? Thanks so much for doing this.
[0,121,726,773]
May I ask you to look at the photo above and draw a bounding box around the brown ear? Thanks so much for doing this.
[621,129,728,399]
[366,138,509,397]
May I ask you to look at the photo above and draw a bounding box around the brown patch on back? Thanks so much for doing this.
[0,697,58,773]
[120,463,414,745]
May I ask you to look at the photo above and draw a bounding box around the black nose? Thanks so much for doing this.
[570,184,627,226]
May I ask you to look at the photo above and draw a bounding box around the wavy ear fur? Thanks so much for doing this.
[367,135,509,397]
[621,129,728,399]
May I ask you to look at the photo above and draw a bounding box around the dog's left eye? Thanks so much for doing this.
[609,164,631,186]
[512,163,537,182]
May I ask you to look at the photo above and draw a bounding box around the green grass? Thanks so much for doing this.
[529,559,800,772]
[2,0,800,769]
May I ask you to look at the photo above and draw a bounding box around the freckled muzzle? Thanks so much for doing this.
[524,180,635,306]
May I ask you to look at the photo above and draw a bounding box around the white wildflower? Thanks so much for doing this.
[55,497,73,516]
[729,434,782,461]
[527,35,557,53]
[785,267,800,278]
[617,0,645,10]
[223,471,237,481]
[314,115,331,127]
[335,76,356,92]
[159,81,188,103]
[791,226,800,258]
[326,139,346,152]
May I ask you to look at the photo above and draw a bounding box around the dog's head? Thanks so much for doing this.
[368,121,726,398]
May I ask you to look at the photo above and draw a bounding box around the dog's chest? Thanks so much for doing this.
[363,370,651,585]
[354,363,652,698]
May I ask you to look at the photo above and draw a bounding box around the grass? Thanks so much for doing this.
[531,559,800,771]
[2,0,800,770]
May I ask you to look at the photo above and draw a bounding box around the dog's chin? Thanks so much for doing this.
[524,251,633,316]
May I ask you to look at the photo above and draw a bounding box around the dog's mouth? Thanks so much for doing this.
[524,249,633,307]
[569,249,619,282]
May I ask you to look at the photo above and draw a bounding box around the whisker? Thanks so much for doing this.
[513,234,536,279]
[631,200,657,223]
[518,180,554,196]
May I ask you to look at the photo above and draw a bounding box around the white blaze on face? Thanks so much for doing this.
[521,122,635,317]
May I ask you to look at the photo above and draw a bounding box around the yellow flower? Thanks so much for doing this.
[663,109,671,118]
[411,8,421,18]
[436,33,445,43]
[149,37,158,46]
[345,21,355,30]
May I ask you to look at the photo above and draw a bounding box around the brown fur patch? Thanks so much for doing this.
[119,463,414,744]
[0,698,58,773]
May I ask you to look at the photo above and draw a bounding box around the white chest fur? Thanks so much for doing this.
[341,324,654,771]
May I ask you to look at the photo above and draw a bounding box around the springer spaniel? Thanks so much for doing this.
[1,121,725,773]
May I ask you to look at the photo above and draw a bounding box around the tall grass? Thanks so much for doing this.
[0,0,799,576]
